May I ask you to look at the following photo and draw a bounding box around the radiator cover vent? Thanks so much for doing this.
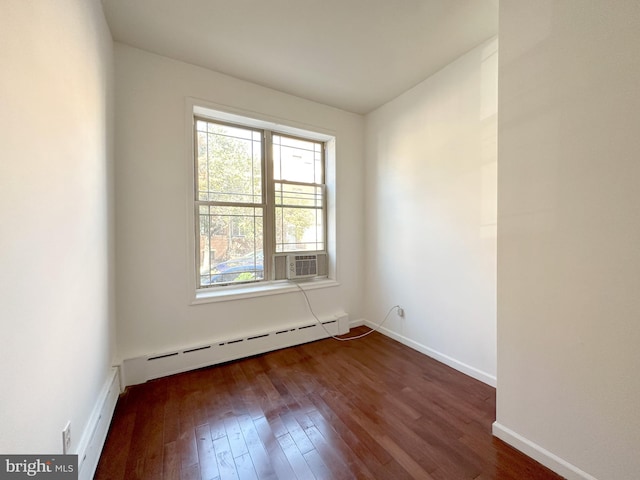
[122,313,349,386]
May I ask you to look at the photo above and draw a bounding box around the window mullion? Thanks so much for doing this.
[263,130,276,280]
[193,118,204,288]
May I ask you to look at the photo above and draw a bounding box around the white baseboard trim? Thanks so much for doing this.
[362,320,497,387]
[492,422,598,480]
[77,366,121,480]
[349,318,366,328]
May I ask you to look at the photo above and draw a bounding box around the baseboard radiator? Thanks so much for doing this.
[78,367,121,480]
[122,312,349,386]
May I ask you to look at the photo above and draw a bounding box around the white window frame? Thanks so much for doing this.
[186,100,338,304]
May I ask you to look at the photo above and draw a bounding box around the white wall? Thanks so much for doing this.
[495,2,640,479]
[114,44,364,361]
[363,38,498,384]
[0,0,115,454]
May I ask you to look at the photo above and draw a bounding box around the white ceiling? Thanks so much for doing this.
[102,0,498,114]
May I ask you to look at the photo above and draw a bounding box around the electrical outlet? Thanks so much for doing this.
[62,422,71,454]
[397,307,405,318]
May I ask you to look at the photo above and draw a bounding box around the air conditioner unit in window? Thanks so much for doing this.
[287,254,318,279]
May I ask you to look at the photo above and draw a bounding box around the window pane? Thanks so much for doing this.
[196,122,262,203]
[275,206,324,252]
[272,135,322,183]
[198,205,264,286]
[274,182,324,252]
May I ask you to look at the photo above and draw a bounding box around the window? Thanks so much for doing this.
[195,116,326,288]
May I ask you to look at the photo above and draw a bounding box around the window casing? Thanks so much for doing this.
[194,116,326,288]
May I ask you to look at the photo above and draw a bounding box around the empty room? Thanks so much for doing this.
[1,1,638,479]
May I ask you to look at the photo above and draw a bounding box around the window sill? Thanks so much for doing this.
[192,277,339,305]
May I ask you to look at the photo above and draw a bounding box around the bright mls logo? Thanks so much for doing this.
[0,455,77,479]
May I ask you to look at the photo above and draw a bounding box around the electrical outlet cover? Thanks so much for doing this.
[62,422,71,454]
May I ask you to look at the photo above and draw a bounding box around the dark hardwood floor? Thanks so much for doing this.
[95,327,563,480]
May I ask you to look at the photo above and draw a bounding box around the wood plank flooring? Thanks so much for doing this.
[95,327,563,480]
